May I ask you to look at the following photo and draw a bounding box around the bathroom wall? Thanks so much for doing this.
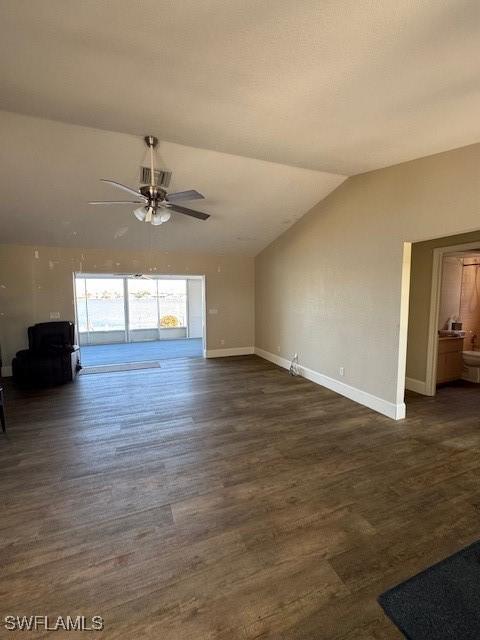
[438,256,463,330]
[459,257,480,347]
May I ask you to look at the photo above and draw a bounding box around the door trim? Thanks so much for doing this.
[424,240,480,396]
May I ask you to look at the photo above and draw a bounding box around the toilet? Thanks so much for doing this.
[462,351,480,383]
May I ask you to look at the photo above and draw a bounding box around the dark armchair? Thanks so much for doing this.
[12,321,81,387]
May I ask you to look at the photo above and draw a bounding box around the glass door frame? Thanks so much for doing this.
[73,272,205,351]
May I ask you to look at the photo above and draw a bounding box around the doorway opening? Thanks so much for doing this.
[74,273,205,371]
[405,231,480,404]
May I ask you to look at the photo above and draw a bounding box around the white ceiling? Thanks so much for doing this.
[0,1,479,254]
[0,111,344,255]
[0,0,479,175]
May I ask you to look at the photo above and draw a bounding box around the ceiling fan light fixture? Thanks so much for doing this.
[151,213,163,226]
[145,205,154,223]
[159,211,171,223]
[133,206,147,222]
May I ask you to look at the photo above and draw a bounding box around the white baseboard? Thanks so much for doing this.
[254,348,291,369]
[254,347,405,421]
[405,376,428,395]
[206,347,255,358]
[1,365,12,377]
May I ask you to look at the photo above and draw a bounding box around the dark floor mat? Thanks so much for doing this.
[379,540,480,639]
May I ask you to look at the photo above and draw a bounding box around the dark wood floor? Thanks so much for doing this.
[1,357,479,639]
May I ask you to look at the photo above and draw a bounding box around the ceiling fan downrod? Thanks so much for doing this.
[144,135,158,149]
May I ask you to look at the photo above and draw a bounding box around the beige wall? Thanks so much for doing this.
[0,244,254,366]
[256,143,480,411]
[406,230,480,383]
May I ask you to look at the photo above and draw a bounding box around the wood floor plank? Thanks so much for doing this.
[0,357,478,638]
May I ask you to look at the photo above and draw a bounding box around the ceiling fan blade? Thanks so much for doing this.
[100,179,147,201]
[89,200,145,205]
[167,189,205,202]
[169,204,210,221]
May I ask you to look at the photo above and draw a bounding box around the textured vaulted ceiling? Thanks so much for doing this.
[0,111,344,254]
[0,1,479,254]
[1,0,479,175]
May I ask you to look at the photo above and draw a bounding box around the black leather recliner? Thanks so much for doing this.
[12,321,81,387]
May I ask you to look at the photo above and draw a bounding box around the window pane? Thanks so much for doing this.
[84,278,125,331]
[158,279,187,327]
[128,279,158,329]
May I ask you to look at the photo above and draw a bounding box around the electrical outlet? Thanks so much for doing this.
[50,312,60,320]
[277,345,281,353]
[339,367,345,377]
[220,339,225,346]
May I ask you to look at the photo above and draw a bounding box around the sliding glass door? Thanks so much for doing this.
[157,279,187,329]
[75,275,190,346]
[127,279,159,342]
[75,277,126,344]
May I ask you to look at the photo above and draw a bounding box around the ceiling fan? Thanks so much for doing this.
[89,136,210,226]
